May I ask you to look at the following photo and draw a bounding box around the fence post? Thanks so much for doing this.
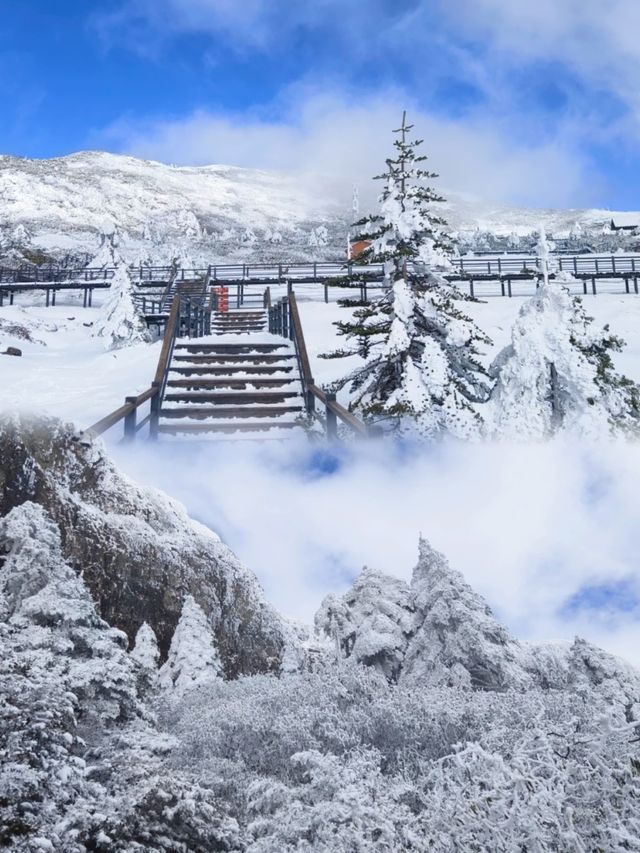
[326,393,338,439]
[124,397,137,441]
[306,388,316,416]
[150,384,160,439]
[282,298,289,338]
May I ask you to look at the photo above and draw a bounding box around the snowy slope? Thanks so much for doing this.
[0,151,349,265]
[1,150,638,266]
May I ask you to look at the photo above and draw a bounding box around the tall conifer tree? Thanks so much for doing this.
[324,113,491,439]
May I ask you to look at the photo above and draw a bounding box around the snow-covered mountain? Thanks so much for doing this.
[1,150,639,267]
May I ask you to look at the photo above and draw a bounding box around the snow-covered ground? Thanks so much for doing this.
[0,304,160,426]
[4,292,640,429]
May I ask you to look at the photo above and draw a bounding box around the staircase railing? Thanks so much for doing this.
[87,286,370,442]
[272,288,370,439]
[87,292,212,441]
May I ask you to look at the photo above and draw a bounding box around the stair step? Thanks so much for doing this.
[174,344,289,353]
[158,421,302,435]
[214,312,266,318]
[166,378,298,390]
[212,319,266,325]
[211,325,267,331]
[160,405,303,420]
[164,391,300,404]
[170,365,294,376]
[213,317,266,322]
[172,354,295,364]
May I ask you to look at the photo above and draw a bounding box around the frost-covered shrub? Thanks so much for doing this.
[159,595,223,695]
[487,273,640,440]
[92,262,150,350]
[0,503,239,852]
[316,538,532,691]
[163,663,640,852]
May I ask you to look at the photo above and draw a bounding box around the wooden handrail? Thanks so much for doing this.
[287,292,313,386]
[307,383,370,437]
[287,290,370,438]
[153,295,180,385]
[88,386,156,436]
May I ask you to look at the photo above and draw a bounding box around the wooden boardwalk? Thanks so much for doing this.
[4,253,640,311]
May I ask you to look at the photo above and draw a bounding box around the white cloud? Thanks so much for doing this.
[94,0,395,54]
[444,0,640,120]
[101,87,592,207]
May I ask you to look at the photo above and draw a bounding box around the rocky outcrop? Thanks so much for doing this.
[0,414,295,677]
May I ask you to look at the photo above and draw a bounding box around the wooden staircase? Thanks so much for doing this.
[156,309,306,439]
[161,276,206,312]
[88,289,370,444]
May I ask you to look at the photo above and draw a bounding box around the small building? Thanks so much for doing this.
[610,218,638,232]
[349,240,372,259]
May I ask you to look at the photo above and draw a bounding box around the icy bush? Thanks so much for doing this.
[0,503,240,851]
[488,275,640,440]
[92,262,150,350]
[165,662,640,851]
[159,595,223,695]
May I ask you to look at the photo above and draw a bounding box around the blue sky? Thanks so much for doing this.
[2,1,640,208]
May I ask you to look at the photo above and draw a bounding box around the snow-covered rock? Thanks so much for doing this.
[0,413,297,677]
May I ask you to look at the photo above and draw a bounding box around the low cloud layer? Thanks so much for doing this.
[102,88,591,208]
[111,437,640,666]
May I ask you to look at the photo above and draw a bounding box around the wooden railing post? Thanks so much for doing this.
[124,397,137,440]
[306,389,316,415]
[149,384,160,440]
[326,393,338,439]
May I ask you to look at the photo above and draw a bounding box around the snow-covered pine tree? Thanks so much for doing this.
[130,621,160,693]
[158,595,223,694]
[487,266,640,440]
[323,113,491,439]
[91,231,150,350]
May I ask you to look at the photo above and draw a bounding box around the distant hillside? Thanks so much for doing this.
[0,150,638,266]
